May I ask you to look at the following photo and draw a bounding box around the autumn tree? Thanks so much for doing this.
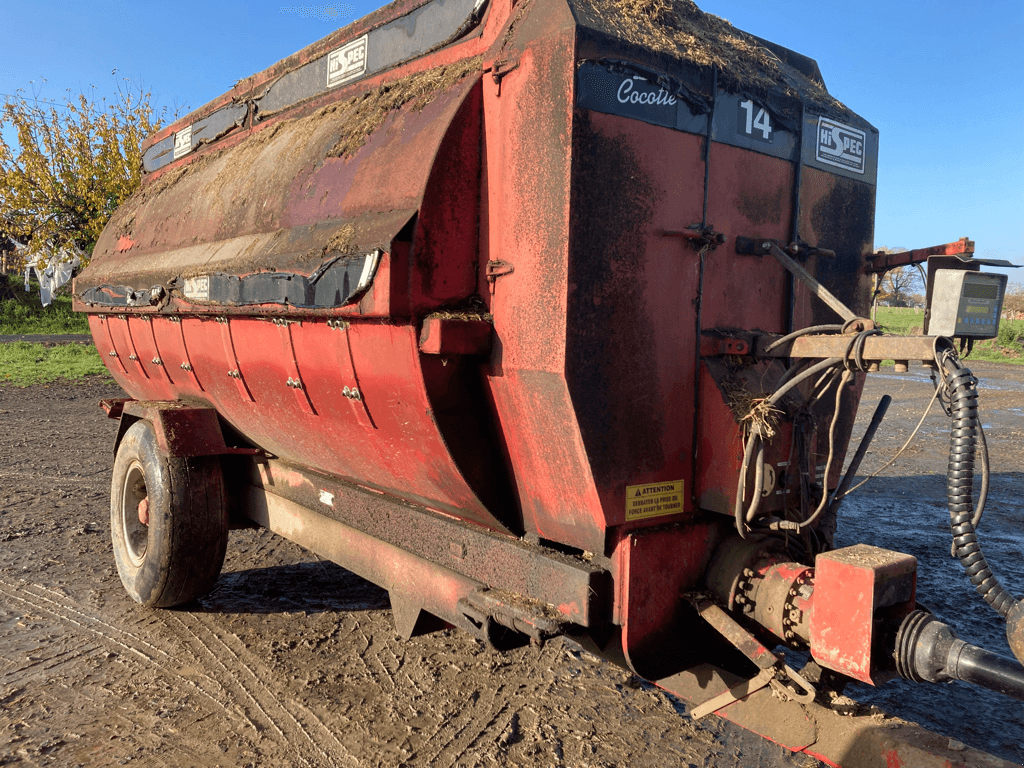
[871,247,923,310]
[879,266,922,307]
[0,78,170,270]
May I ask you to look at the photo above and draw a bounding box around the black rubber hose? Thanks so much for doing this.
[944,360,1018,618]
[827,394,891,516]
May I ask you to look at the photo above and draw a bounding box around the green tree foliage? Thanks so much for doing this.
[0,78,169,269]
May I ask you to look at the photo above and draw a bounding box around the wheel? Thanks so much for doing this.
[110,419,228,608]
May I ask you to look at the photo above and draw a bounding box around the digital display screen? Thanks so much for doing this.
[966,305,990,314]
[962,280,1000,300]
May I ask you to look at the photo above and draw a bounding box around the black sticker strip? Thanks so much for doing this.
[79,251,381,309]
[576,60,708,135]
[144,0,486,174]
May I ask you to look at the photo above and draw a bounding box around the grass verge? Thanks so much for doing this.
[0,342,111,386]
[0,279,90,335]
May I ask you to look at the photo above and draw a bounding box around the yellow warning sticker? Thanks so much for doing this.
[625,480,684,521]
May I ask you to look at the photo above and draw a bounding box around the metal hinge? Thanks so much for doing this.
[486,260,514,294]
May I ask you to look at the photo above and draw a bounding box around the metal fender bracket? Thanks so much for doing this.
[109,400,265,459]
[686,596,815,720]
[418,316,493,355]
[458,588,572,650]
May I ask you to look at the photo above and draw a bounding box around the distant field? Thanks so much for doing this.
[873,306,1024,365]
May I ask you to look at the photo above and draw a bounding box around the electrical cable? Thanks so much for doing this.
[769,369,851,533]
[763,324,845,354]
[938,348,1018,618]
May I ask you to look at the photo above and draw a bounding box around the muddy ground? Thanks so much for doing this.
[0,362,1022,767]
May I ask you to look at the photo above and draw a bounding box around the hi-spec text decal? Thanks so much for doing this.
[815,117,866,174]
[327,35,368,88]
[625,480,684,521]
[172,125,192,160]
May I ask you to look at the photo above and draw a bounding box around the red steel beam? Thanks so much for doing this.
[863,237,974,274]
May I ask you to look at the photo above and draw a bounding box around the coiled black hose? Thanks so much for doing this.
[944,357,1018,618]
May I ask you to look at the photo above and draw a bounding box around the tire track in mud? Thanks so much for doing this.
[405,646,548,768]
[0,578,239,724]
[0,577,360,768]
[169,611,360,768]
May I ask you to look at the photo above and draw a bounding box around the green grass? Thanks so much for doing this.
[0,278,91,335]
[873,306,1024,365]
[0,341,111,386]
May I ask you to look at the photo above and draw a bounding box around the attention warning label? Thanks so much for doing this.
[625,480,684,521]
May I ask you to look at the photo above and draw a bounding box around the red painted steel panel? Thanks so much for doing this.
[811,545,917,685]
[95,312,510,532]
[702,144,793,333]
[567,113,705,531]
[612,523,716,679]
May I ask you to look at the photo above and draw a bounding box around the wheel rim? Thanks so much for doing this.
[121,460,149,567]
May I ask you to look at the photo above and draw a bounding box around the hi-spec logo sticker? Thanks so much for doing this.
[816,117,866,174]
[172,125,192,160]
[327,35,368,88]
[183,275,210,301]
[625,480,684,521]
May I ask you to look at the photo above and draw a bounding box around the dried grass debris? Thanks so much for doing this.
[573,0,848,114]
[325,223,356,254]
[722,378,782,439]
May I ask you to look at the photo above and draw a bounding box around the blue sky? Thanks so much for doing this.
[1,0,1021,264]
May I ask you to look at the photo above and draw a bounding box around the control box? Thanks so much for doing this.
[928,270,1007,339]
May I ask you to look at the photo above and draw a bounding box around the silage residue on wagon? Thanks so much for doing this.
[574,0,850,115]
[328,56,483,158]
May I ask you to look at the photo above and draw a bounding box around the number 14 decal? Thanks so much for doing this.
[738,99,772,143]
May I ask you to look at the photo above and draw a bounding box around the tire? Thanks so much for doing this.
[110,419,228,608]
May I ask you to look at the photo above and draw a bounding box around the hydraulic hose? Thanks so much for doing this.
[942,357,1018,620]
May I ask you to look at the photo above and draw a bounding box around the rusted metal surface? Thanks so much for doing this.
[244,456,610,627]
[863,236,975,273]
[655,662,1017,767]
[245,483,485,635]
[758,332,940,362]
[73,0,1021,764]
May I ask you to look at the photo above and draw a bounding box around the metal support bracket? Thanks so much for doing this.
[687,596,816,719]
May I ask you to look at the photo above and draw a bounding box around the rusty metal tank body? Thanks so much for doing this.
[74,1,1024,766]
[77,0,878,550]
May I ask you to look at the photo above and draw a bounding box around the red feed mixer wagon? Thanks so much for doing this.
[73,0,1024,765]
